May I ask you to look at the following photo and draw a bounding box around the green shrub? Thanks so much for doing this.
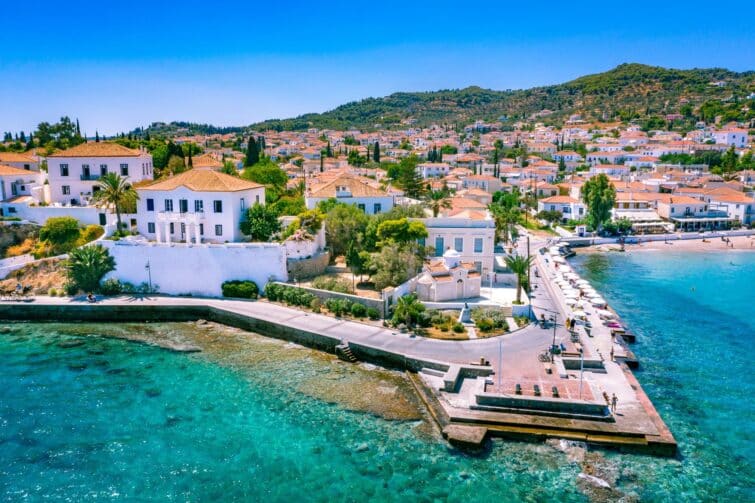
[78,225,105,245]
[325,298,351,317]
[265,282,281,301]
[350,302,367,318]
[99,278,124,295]
[366,307,380,320]
[310,298,322,313]
[471,307,509,332]
[47,288,58,297]
[452,322,465,333]
[475,317,495,332]
[221,280,259,299]
[63,281,78,296]
[312,276,353,294]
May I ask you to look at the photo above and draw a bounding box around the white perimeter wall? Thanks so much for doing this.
[101,240,288,297]
[2,203,115,226]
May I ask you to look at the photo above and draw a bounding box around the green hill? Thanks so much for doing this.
[249,63,755,131]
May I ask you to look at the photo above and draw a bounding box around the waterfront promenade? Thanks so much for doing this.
[0,240,676,454]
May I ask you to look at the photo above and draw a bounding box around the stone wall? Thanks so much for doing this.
[287,251,330,279]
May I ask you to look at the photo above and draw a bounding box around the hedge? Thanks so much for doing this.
[221,280,259,299]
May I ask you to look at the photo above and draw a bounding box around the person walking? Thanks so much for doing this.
[610,348,615,361]
[611,393,618,413]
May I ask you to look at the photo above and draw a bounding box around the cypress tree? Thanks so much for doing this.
[245,137,259,166]
[326,141,332,157]
[373,140,380,162]
[320,155,324,173]
[188,148,193,168]
[95,131,100,142]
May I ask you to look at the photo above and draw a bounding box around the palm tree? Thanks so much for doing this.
[92,173,139,233]
[392,293,425,328]
[490,204,520,245]
[67,244,116,293]
[425,187,452,217]
[505,255,533,304]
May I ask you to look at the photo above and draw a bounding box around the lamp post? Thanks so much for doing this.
[497,339,502,391]
[579,347,584,399]
[145,260,152,293]
[551,314,558,354]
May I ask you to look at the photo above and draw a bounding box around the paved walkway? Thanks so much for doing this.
[16,294,552,366]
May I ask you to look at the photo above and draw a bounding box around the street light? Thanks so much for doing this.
[145,260,152,293]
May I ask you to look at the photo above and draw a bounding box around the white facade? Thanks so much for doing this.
[305,193,394,215]
[537,196,586,222]
[47,144,154,205]
[713,130,748,148]
[137,184,264,244]
[0,153,40,172]
[417,162,451,178]
[0,168,45,202]
[420,215,496,276]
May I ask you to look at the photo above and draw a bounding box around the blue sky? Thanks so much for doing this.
[1,1,753,135]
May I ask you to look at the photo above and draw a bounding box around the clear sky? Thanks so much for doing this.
[1,0,753,135]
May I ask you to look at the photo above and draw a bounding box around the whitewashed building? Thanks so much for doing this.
[136,169,265,244]
[305,173,394,215]
[47,142,154,205]
[420,211,496,276]
[537,196,586,223]
[0,152,40,172]
[416,250,481,302]
[0,164,45,203]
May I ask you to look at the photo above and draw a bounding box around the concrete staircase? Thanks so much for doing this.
[335,343,358,363]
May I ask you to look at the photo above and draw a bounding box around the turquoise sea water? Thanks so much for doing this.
[0,250,753,502]
[571,250,755,500]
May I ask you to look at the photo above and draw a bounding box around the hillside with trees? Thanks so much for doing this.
[248,64,754,131]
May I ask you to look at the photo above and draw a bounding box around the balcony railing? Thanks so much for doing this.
[80,173,101,181]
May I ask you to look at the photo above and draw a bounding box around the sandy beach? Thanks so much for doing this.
[578,234,755,253]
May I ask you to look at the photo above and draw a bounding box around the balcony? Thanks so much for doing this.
[156,211,205,224]
[80,173,101,181]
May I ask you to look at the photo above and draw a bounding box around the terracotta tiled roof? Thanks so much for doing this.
[192,153,224,169]
[49,142,145,158]
[0,164,36,177]
[308,174,388,198]
[138,169,263,192]
[0,152,37,163]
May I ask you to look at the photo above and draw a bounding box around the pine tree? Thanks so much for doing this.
[373,140,380,162]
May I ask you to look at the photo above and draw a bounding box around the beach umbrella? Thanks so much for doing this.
[590,297,607,307]
[597,309,615,319]
[565,298,577,306]
[572,310,587,318]
[552,256,566,264]
[563,292,580,299]
[576,279,590,286]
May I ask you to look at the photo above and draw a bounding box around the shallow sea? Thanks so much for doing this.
[1,251,753,501]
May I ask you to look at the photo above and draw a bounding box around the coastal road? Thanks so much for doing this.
[16,294,558,367]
